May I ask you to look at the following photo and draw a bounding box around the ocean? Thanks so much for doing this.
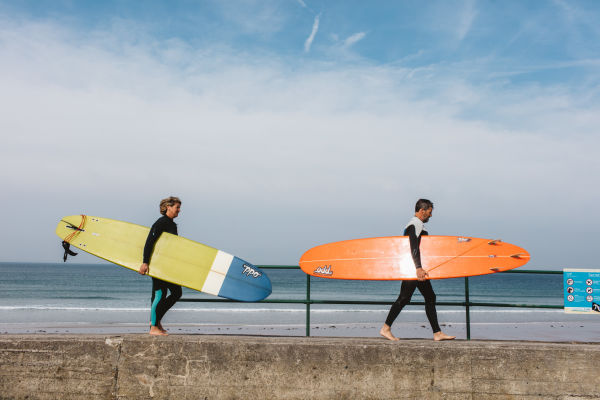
[1,262,598,341]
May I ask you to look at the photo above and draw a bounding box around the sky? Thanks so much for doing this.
[0,0,599,269]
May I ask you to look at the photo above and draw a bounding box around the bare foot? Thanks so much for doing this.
[149,326,168,336]
[150,322,167,333]
[433,331,455,341]
[380,324,400,341]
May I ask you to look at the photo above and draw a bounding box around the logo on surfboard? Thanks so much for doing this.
[242,264,262,278]
[314,265,333,276]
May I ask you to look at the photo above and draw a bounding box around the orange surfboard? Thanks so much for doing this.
[299,236,530,280]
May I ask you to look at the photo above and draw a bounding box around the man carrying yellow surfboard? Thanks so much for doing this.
[139,196,183,336]
[380,199,455,341]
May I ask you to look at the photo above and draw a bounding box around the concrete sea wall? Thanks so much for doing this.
[0,334,599,399]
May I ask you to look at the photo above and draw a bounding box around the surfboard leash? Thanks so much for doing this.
[62,214,87,242]
[61,215,87,262]
[61,241,77,262]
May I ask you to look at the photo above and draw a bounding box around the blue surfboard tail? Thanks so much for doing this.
[217,257,272,302]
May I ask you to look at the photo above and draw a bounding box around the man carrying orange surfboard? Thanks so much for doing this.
[380,199,455,341]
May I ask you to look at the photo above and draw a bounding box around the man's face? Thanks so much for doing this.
[166,203,181,219]
[419,207,433,223]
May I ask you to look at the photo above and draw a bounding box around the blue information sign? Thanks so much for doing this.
[564,269,600,314]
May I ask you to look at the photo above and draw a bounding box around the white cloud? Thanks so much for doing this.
[343,32,366,48]
[424,0,477,46]
[456,0,477,41]
[0,18,599,268]
[304,14,320,52]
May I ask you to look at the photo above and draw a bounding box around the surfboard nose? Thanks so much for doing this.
[217,257,272,302]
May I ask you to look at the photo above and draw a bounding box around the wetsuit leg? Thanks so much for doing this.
[150,278,157,306]
[385,280,418,326]
[155,281,182,323]
[150,278,167,326]
[416,280,441,333]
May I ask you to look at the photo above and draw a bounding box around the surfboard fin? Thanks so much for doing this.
[62,241,78,262]
[510,253,524,259]
[488,239,501,245]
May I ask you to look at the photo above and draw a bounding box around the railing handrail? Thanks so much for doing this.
[179,265,565,339]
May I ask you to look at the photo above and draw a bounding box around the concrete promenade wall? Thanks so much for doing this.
[0,335,599,400]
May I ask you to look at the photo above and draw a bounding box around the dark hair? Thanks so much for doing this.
[415,198,433,212]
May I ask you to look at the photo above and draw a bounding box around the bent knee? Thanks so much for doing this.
[394,297,412,307]
[425,294,436,304]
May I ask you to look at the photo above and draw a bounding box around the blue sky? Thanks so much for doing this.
[1,0,599,268]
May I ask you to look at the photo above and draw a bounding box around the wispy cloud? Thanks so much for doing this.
[456,0,477,41]
[304,14,320,52]
[343,32,366,48]
[214,1,288,35]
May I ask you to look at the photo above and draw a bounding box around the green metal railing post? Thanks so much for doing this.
[465,276,471,340]
[306,274,311,337]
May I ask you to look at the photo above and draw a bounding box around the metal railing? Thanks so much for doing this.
[179,266,563,340]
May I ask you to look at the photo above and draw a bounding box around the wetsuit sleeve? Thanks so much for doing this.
[404,224,422,269]
[143,219,165,264]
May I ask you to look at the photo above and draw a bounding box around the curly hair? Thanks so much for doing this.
[159,196,181,215]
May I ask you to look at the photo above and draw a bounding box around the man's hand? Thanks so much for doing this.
[416,267,429,281]
[139,263,149,275]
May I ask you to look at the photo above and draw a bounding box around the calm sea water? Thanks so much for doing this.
[0,262,575,329]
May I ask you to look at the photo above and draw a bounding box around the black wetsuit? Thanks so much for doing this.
[384,223,441,333]
[143,215,182,326]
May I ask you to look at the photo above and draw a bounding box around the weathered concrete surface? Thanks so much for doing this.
[0,336,120,399]
[1,335,599,400]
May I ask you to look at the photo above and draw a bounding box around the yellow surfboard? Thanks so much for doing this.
[56,215,271,301]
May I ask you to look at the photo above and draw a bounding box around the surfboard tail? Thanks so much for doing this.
[217,257,272,301]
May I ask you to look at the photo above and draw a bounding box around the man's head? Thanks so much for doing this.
[160,196,182,218]
[414,198,433,223]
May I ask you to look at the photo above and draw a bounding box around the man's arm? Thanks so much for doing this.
[142,226,161,264]
[139,219,164,274]
[405,224,428,281]
[405,225,422,268]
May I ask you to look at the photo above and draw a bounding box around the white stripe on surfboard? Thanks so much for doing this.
[201,271,225,296]
[201,251,233,295]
